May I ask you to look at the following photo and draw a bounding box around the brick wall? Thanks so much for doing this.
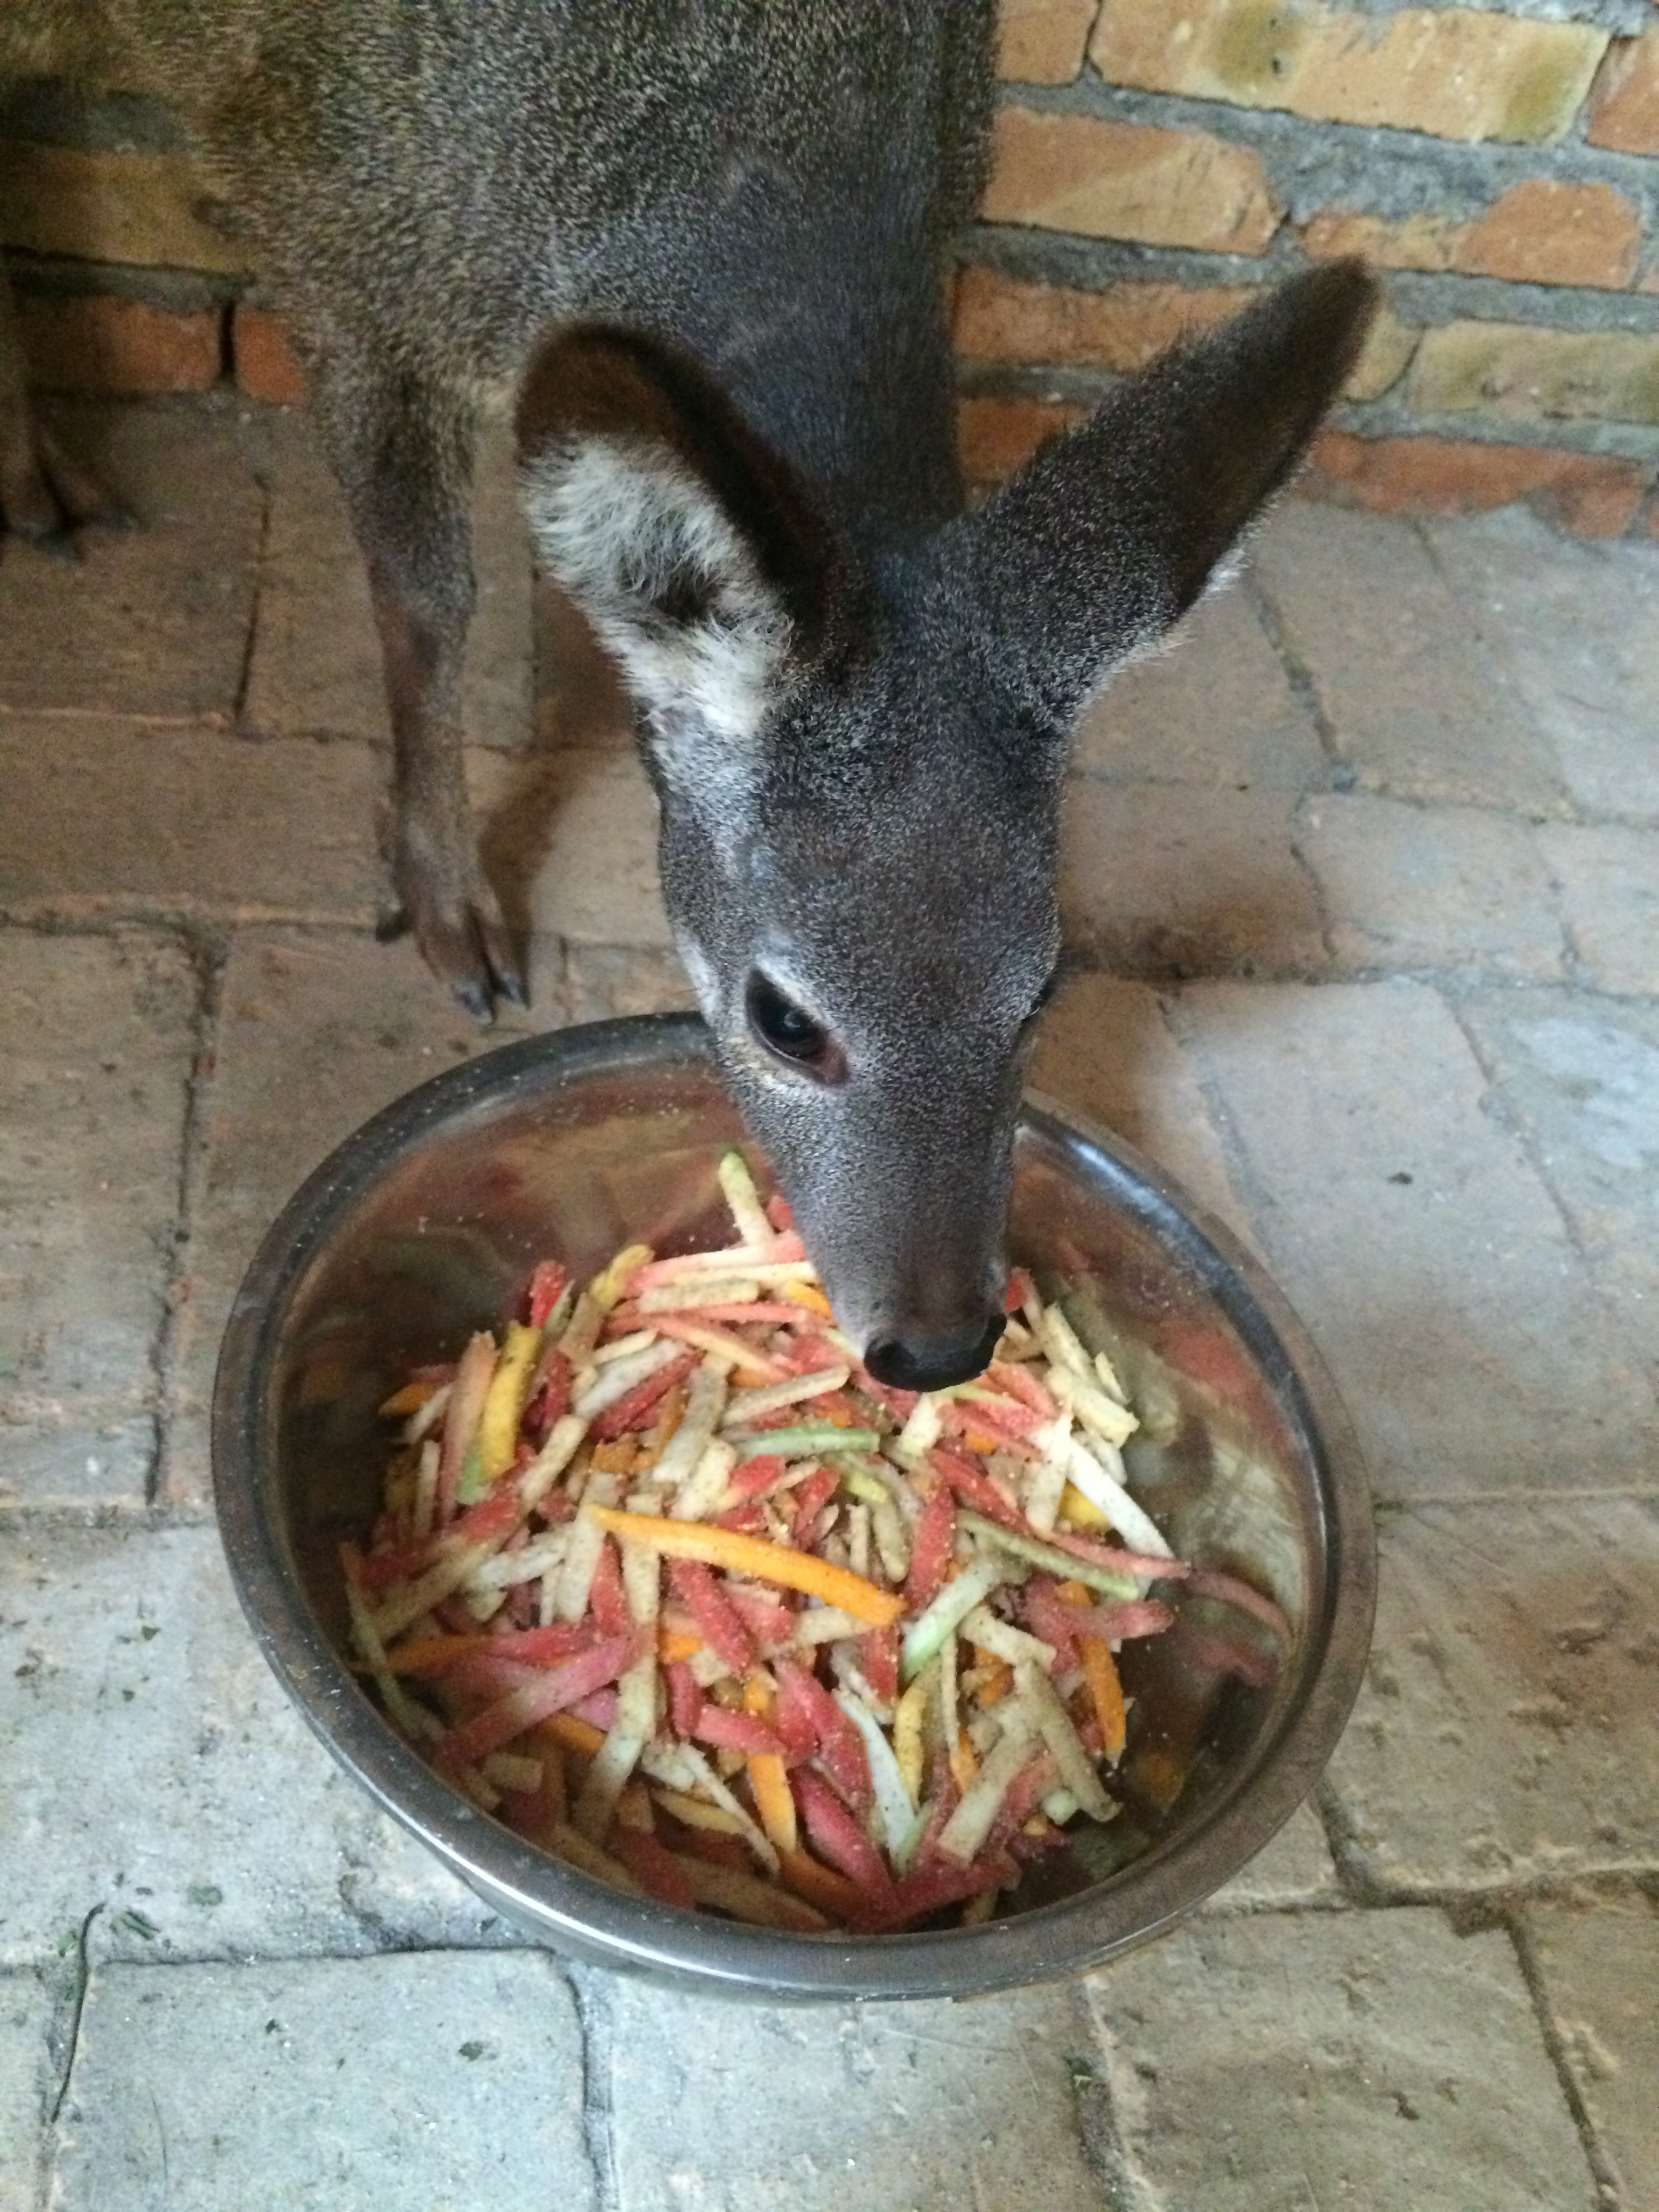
[4,1,1658,533]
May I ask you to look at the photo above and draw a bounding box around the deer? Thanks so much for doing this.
[1,1,1376,1391]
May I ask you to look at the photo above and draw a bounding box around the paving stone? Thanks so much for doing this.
[1202,1800,1340,1909]
[607,1978,1106,2211]
[1540,823,1659,998]
[0,718,384,924]
[1176,979,1659,1496]
[1427,512,1659,825]
[0,933,194,1507]
[536,580,633,751]
[1252,504,1566,815]
[476,745,671,949]
[1071,583,1326,790]
[1524,1896,1659,2211]
[1085,1909,1597,2212]
[0,400,260,723]
[1300,792,1565,979]
[49,1952,593,2212]
[0,1973,52,2212]
[564,942,697,1021]
[1328,1500,1659,1892]
[1061,785,1327,976]
[1032,971,1256,1245]
[163,928,548,1507]
[1459,988,1659,1376]
[243,412,533,750]
[0,1524,489,1967]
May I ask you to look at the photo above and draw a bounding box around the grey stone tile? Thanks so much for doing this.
[49,1952,593,2212]
[1427,510,1659,825]
[1458,988,1659,1376]
[163,928,549,1506]
[1073,582,1326,790]
[1176,979,1659,1496]
[1524,1896,1659,2212]
[1032,972,1256,1246]
[607,1980,1105,2211]
[1300,793,1565,980]
[564,942,696,1021]
[0,933,194,1507]
[1061,785,1326,976]
[0,1973,52,2212]
[243,411,534,750]
[0,400,260,723]
[1252,504,1566,814]
[1328,1500,1659,1892]
[1540,824,1659,998]
[0,1523,487,1968]
[1203,1801,1339,1910]
[477,744,670,949]
[1086,1909,1597,2212]
[0,718,384,923]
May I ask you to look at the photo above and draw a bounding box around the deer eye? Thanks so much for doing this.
[745,974,842,1078]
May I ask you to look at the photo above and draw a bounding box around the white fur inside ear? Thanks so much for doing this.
[523,436,792,744]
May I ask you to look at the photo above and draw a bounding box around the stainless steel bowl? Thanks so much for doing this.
[213,1013,1374,2001]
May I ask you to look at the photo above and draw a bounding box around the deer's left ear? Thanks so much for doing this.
[516,325,845,758]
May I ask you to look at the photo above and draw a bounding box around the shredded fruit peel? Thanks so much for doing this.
[348,1164,1286,1933]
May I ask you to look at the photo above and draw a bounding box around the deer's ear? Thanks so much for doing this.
[942,262,1378,732]
[516,326,842,756]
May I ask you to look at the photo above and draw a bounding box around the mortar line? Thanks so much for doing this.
[566,1963,621,2212]
[1237,564,1349,788]
[1503,1909,1626,2211]
[43,1905,100,2165]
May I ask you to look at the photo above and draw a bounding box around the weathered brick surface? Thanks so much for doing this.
[229,302,306,405]
[242,411,533,752]
[476,744,670,949]
[163,929,543,1507]
[1426,510,1659,819]
[1328,1502,1659,1891]
[1454,180,1643,292]
[958,392,1083,484]
[49,1954,594,2212]
[607,1980,1106,2211]
[0,934,193,1508]
[1074,579,1326,792]
[0,141,244,273]
[1540,823,1659,996]
[1406,323,1659,430]
[985,107,1281,253]
[1459,987,1659,1374]
[0,1974,52,2212]
[1251,502,1568,811]
[1086,1910,1598,2211]
[1176,979,1659,1496]
[16,293,222,396]
[0,401,260,721]
[0,1525,487,1967]
[1300,792,1564,980]
[1301,207,1460,274]
[1033,972,1255,1242]
[1584,28,1659,156]
[536,581,633,751]
[1089,0,1609,145]
[998,0,1101,84]
[0,719,384,922]
[1305,431,1649,540]
[1525,1898,1659,2211]
[563,942,695,1021]
[1061,785,1328,975]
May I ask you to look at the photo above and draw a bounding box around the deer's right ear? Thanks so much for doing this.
[516,326,842,769]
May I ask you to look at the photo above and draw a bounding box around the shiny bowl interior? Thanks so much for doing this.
[212,1013,1374,2001]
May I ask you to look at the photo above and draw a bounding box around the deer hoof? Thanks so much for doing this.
[392,851,527,1022]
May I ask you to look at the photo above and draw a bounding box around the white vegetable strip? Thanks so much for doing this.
[553,1467,619,1624]
[672,1856,828,1932]
[651,1359,729,1492]
[558,1290,605,1364]
[1047,1363,1140,1449]
[632,1250,812,1288]
[893,1395,943,1459]
[548,1823,645,1895]
[960,1603,1057,1673]
[1022,1416,1072,1534]
[638,1276,762,1313]
[1093,1349,1129,1404]
[721,1367,850,1427]
[573,1336,682,1418]
[716,1150,772,1248]
[480,1751,543,1795]
[1015,1660,1118,1824]
[411,1437,440,1541]
[405,1384,451,1447]
[464,1530,569,1591]
[1062,1435,1173,1560]
[937,1703,1040,1864]
[592,1328,659,1365]
[869,1494,910,1584]
[793,1603,869,1647]
[836,1689,918,1852]
[899,1551,1011,1683]
[1037,1303,1094,1379]
[669,1437,737,1523]
[345,1570,441,1742]
[673,1743,779,1875]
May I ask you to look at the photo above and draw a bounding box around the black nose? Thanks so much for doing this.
[864,1314,1004,1394]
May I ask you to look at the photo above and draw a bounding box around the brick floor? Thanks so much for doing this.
[1,395,1654,2209]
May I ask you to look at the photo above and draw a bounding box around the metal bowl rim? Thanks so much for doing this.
[212,1011,1375,2001]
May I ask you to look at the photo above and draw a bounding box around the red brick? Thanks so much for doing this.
[232,304,308,405]
[998,0,1101,83]
[983,107,1281,254]
[1300,209,1458,274]
[954,266,1251,372]
[16,293,222,396]
[1451,180,1640,291]
[957,394,1085,485]
[1303,430,1649,539]
[1584,30,1659,154]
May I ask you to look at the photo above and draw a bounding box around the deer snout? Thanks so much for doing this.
[863,1311,1004,1393]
